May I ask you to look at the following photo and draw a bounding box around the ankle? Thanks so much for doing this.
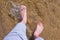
[21,18,27,24]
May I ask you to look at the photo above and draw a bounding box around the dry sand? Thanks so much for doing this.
[0,0,60,40]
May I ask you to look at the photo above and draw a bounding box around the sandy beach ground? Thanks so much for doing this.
[0,0,60,40]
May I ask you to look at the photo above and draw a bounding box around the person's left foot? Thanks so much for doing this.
[34,22,44,37]
[20,5,27,24]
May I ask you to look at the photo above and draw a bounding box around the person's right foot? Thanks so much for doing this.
[20,5,27,24]
[34,22,44,37]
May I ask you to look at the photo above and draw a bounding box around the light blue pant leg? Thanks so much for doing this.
[35,37,44,40]
[4,22,28,40]
[4,22,44,40]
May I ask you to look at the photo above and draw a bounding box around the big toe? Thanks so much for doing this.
[20,5,26,10]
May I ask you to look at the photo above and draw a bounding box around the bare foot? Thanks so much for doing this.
[34,22,44,38]
[20,5,27,24]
